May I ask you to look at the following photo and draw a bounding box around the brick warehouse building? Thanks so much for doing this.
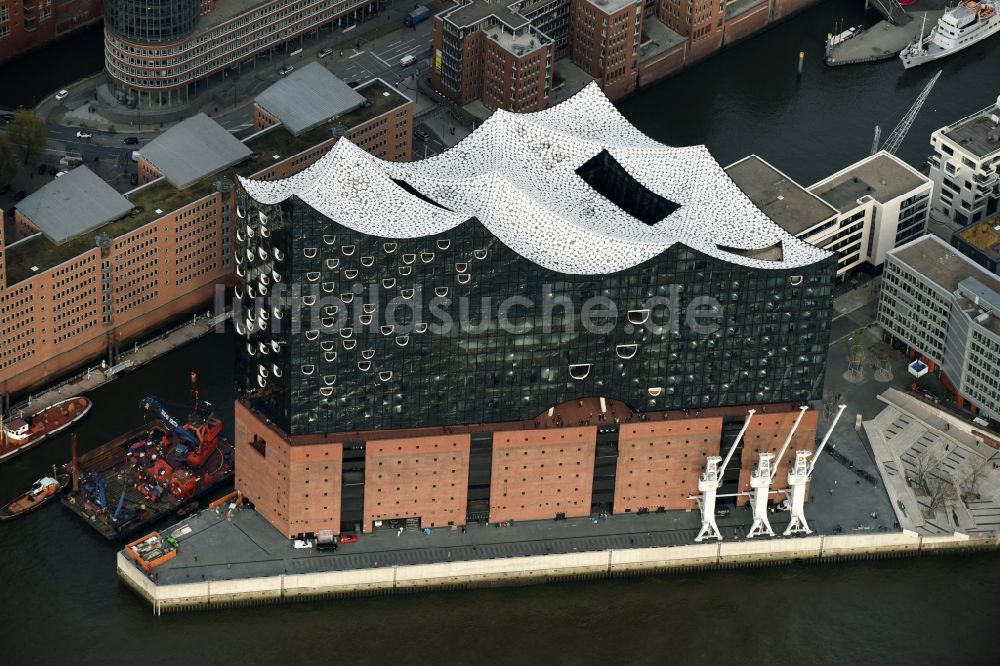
[429,0,824,108]
[0,0,103,64]
[233,83,836,537]
[0,77,412,399]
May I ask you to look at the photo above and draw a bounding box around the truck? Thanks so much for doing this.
[404,5,430,27]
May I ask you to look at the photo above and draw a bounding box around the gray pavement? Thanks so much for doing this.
[865,388,1000,536]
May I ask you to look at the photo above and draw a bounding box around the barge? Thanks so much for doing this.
[62,395,233,540]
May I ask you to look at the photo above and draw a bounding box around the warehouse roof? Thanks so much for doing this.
[16,167,133,245]
[254,63,367,136]
[140,113,252,188]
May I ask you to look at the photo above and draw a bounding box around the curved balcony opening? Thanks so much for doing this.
[616,344,638,359]
[569,364,591,380]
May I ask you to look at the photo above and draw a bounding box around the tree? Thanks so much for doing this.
[0,136,15,185]
[6,110,46,165]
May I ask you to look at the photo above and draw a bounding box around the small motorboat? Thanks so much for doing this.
[0,475,69,520]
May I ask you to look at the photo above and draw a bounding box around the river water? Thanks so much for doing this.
[3,3,1000,663]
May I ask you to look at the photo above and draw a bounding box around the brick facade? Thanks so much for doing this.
[0,0,103,65]
[614,417,722,512]
[235,401,821,538]
[364,434,471,531]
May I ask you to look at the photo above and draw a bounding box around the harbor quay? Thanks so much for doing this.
[118,502,992,614]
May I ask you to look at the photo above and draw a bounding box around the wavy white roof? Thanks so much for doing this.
[240,82,831,274]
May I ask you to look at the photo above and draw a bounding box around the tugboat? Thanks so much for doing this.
[0,397,92,463]
[0,475,69,520]
[900,2,1000,69]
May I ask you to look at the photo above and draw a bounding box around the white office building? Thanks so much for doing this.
[927,95,1000,227]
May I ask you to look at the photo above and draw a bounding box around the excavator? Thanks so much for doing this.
[139,396,222,468]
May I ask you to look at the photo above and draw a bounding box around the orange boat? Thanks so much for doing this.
[0,397,92,463]
[0,475,69,520]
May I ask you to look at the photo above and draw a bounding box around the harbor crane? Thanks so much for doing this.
[748,405,810,538]
[783,404,848,536]
[871,70,942,156]
[693,409,756,542]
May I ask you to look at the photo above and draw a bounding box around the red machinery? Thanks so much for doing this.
[183,417,223,467]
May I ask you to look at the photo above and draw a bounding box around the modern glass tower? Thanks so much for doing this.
[235,83,837,437]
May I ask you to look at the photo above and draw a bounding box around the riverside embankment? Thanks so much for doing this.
[119,529,993,614]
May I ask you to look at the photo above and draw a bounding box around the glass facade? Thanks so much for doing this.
[106,0,199,43]
[236,194,836,436]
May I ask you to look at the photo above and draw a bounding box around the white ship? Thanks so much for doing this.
[900,1,1000,69]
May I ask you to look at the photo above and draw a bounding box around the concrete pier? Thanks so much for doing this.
[825,11,945,67]
[118,507,996,613]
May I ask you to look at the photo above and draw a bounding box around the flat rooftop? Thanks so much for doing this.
[582,0,638,14]
[482,24,549,56]
[5,83,409,286]
[891,234,1000,297]
[639,16,685,61]
[443,0,528,29]
[943,103,1000,159]
[810,152,928,213]
[255,62,367,136]
[16,166,134,245]
[956,215,1000,262]
[194,0,264,36]
[139,113,252,189]
[726,155,837,236]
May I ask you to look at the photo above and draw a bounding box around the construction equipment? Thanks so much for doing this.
[747,405,809,538]
[140,396,199,448]
[140,395,222,467]
[783,404,849,536]
[694,409,756,542]
[872,70,942,155]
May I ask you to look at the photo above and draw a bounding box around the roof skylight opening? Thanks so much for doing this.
[717,240,784,262]
[575,149,679,226]
[391,178,452,211]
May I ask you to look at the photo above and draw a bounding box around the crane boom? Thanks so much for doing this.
[140,396,199,448]
[880,70,941,155]
[770,405,809,482]
[808,404,848,476]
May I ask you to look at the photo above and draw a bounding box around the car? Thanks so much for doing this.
[123,136,139,145]
[0,112,14,121]
[317,48,333,59]
[76,130,93,139]
[12,191,27,202]
[47,166,59,176]
[279,65,294,76]
[714,506,731,518]
[347,81,361,88]
[0,183,9,195]
[130,173,139,186]
[414,129,430,142]
[55,171,67,178]
[338,534,358,544]
[55,90,69,101]
[37,163,47,174]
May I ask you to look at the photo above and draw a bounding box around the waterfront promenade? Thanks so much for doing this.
[120,502,990,613]
[4,311,229,419]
